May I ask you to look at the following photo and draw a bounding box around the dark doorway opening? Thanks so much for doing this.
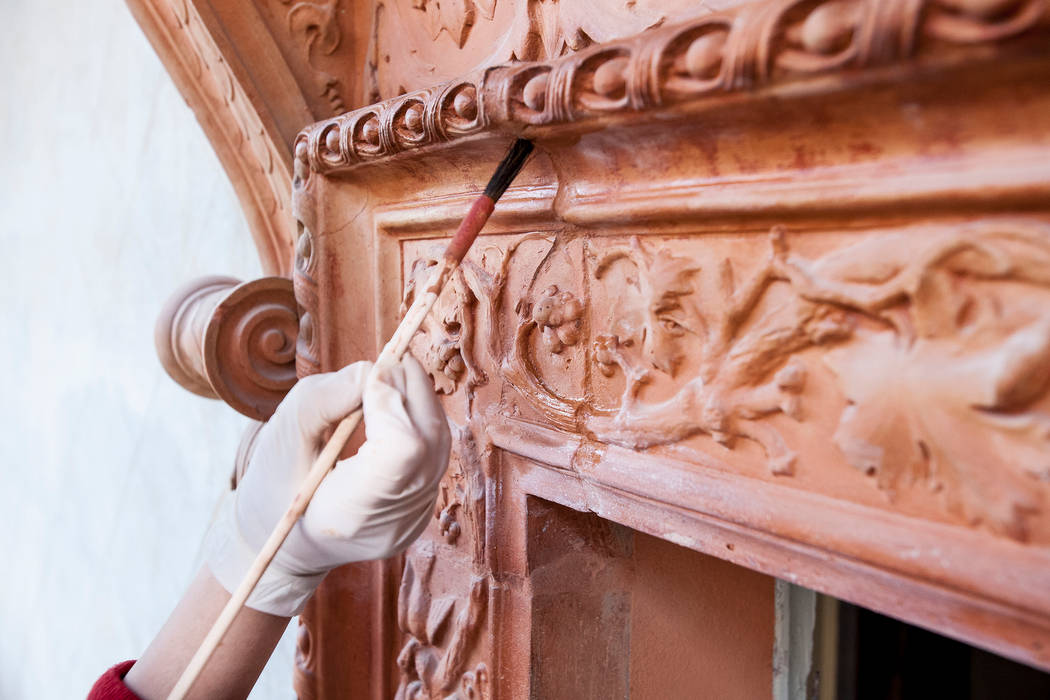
[836,602,1050,700]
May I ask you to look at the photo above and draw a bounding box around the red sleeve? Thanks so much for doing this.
[87,661,140,700]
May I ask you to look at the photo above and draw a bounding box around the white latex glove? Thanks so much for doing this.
[206,356,451,616]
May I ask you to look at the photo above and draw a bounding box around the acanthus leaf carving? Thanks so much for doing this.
[516,0,597,60]
[805,227,1050,540]
[429,220,1050,540]
[395,545,490,700]
[277,0,347,114]
[413,0,477,48]
[286,0,342,55]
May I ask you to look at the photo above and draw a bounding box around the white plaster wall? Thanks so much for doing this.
[0,1,295,697]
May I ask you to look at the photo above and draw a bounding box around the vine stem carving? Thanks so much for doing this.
[406,220,1050,540]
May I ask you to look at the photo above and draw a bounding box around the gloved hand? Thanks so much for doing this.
[206,356,451,617]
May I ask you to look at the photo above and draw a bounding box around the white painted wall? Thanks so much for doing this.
[0,1,295,697]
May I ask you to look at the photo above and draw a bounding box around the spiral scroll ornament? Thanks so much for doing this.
[155,276,299,421]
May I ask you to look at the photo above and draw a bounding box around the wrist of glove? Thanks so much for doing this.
[205,357,451,617]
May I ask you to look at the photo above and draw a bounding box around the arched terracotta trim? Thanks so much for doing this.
[125,0,304,275]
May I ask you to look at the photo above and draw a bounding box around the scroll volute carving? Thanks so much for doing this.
[155,275,299,421]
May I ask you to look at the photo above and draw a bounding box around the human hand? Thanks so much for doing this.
[206,356,450,616]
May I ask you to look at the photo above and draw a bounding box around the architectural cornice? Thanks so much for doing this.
[296,0,1049,175]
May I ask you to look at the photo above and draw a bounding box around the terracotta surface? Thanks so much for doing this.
[155,275,299,420]
[138,0,1050,696]
[629,530,774,699]
[525,499,775,699]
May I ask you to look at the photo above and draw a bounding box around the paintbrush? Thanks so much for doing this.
[168,138,534,700]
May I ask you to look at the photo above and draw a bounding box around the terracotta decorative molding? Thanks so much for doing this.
[126,0,1050,692]
[293,221,322,376]
[395,546,490,700]
[406,221,1050,541]
[126,0,301,274]
[287,23,1050,672]
[155,275,299,421]
[296,0,1050,174]
[275,0,348,114]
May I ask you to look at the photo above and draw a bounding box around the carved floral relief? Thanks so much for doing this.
[394,428,491,699]
[583,231,844,477]
[404,220,1050,540]
[393,280,494,697]
[807,227,1050,540]
[395,545,490,700]
[404,253,482,395]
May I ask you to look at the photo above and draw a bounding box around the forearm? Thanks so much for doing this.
[123,567,290,700]
[116,357,447,698]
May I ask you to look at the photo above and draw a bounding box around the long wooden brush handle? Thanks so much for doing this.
[169,137,532,699]
[168,213,478,700]
[168,406,362,700]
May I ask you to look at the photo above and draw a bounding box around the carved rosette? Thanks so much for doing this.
[155,275,298,421]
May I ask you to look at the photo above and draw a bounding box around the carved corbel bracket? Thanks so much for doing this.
[155,275,299,421]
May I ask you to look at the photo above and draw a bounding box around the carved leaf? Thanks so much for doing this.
[416,0,476,48]
[397,545,490,699]
[593,238,701,378]
[519,0,671,60]
[473,0,496,20]
[426,596,456,643]
[827,323,1050,540]
[288,1,342,56]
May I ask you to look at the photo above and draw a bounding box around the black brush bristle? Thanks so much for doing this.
[483,138,534,201]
